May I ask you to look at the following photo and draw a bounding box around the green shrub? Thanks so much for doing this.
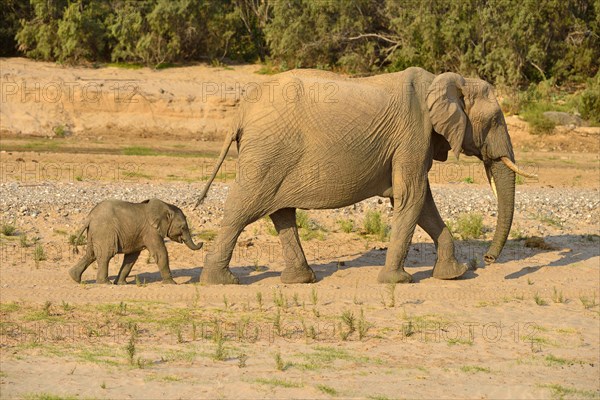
[363,210,390,241]
[1,221,17,236]
[453,213,484,240]
[579,74,600,125]
[526,113,556,135]
[338,219,354,233]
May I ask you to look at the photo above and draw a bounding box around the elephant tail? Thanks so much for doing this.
[194,129,238,209]
[73,221,89,254]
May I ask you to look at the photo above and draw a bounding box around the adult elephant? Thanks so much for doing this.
[196,67,534,285]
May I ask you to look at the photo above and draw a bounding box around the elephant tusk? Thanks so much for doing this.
[490,176,498,200]
[500,157,538,179]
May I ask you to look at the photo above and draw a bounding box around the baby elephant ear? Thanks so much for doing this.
[426,73,468,159]
[147,200,174,237]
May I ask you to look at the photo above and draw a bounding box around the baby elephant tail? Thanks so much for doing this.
[73,221,89,254]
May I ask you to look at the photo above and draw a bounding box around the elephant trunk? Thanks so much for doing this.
[484,160,515,264]
[182,230,203,251]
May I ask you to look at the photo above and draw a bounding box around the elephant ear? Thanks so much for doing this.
[426,73,469,159]
[146,199,174,238]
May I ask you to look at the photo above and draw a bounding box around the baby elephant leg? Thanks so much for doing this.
[115,251,141,285]
[69,249,96,283]
[95,254,113,284]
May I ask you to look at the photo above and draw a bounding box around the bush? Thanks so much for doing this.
[579,74,600,125]
[338,219,354,233]
[526,113,556,135]
[363,210,390,241]
[452,213,484,240]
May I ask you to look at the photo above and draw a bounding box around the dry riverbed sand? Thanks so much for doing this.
[0,59,599,399]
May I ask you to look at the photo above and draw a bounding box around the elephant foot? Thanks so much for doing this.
[432,258,468,280]
[96,279,111,285]
[281,266,317,284]
[200,268,239,285]
[161,278,177,285]
[377,269,413,284]
[114,279,127,285]
[68,268,82,283]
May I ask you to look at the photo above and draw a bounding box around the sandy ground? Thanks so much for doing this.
[0,59,599,400]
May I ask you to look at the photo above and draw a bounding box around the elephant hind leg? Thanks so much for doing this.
[418,185,467,280]
[69,246,96,283]
[95,253,113,284]
[270,208,316,284]
[115,251,141,285]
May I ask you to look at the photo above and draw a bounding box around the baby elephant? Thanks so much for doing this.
[68,199,202,285]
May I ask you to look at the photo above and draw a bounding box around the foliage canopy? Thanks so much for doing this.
[1,0,598,87]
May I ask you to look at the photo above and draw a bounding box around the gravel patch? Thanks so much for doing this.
[1,181,598,230]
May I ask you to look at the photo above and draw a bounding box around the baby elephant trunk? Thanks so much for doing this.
[182,230,203,250]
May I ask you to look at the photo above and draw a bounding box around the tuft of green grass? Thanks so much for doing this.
[256,291,263,311]
[296,211,326,241]
[552,287,565,303]
[338,218,354,233]
[310,287,318,306]
[121,146,160,156]
[460,365,491,373]
[539,214,563,228]
[274,351,288,371]
[125,334,136,365]
[363,210,390,241]
[197,230,217,241]
[23,394,82,400]
[534,293,548,306]
[254,377,303,388]
[34,243,46,262]
[579,294,597,309]
[462,176,474,184]
[273,289,287,308]
[544,354,570,366]
[340,310,355,334]
[539,383,598,400]
[212,322,227,361]
[452,213,484,240]
[1,221,17,236]
[53,125,66,138]
[19,234,30,248]
[447,338,474,346]
[357,308,370,340]
[316,384,338,396]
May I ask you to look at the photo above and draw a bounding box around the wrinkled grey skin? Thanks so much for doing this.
[197,67,525,285]
[69,199,202,284]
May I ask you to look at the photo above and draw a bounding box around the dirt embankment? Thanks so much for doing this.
[0,58,268,140]
[2,58,599,154]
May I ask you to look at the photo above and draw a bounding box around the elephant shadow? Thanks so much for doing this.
[125,266,280,285]
[502,234,599,280]
[310,234,598,284]
[120,266,201,285]
[310,243,479,283]
[106,234,596,285]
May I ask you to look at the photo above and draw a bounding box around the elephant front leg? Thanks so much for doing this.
[147,237,177,284]
[115,251,141,285]
[377,166,427,284]
[270,208,316,284]
[418,185,467,280]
